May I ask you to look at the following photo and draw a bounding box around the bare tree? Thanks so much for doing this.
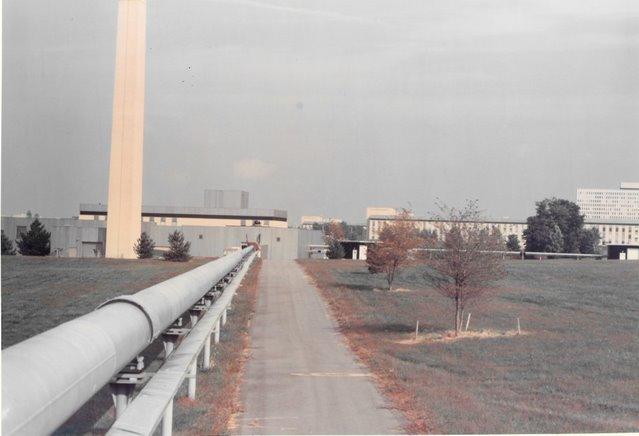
[367,209,421,290]
[422,201,506,335]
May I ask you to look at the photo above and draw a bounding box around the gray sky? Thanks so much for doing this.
[3,0,639,224]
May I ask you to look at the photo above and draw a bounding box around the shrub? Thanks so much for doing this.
[134,232,156,259]
[164,230,191,262]
[1,230,16,255]
[506,234,521,251]
[326,239,345,259]
[17,218,51,256]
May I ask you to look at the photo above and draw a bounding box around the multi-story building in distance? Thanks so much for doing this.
[299,215,342,229]
[577,182,639,222]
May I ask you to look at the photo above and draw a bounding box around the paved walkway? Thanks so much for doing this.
[235,260,402,435]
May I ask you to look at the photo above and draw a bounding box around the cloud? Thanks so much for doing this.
[233,158,276,180]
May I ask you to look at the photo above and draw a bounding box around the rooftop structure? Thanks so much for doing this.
[204,189,249,209]
[80,203,287,228]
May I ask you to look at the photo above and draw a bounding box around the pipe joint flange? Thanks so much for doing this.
[98,295,162,342]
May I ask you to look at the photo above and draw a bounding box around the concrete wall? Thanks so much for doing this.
[1,217,322,260]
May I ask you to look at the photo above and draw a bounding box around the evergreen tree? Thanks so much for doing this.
[134,232,156,259]
[17,218,51,256]
[1,230,16,255]
[506,234,521,251]
[164,230,191,262]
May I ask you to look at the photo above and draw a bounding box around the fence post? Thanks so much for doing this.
[222,307,228,326]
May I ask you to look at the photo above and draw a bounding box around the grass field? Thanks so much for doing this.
[1,256,210,348]
[299,259,639,434]
[2,255,260,434]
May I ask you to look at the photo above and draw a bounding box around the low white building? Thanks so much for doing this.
[366,212,639,259]
[299,215,342,229]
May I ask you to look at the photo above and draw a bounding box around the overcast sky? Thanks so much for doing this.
[3,0,638,224]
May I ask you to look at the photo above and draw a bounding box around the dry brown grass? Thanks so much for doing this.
[173,259,262,436]
[298,259,639,434]
[393,329,529,345]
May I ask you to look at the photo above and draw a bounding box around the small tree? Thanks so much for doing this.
[134,232,156,259]
[17,218,51,256]
[506,234,521,251]
[325,221,345,240]
[164,230,191,262]
[326,239,345,259]
[366,209,420,290]
[324,221,346,259]
[1,230,16,255]
[423,201,506,335]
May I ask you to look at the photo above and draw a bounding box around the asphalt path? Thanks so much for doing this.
[235,260,403,434]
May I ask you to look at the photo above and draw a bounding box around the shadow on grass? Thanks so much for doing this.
[335,283,378,292]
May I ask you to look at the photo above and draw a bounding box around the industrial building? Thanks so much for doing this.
[1,216,321,260]
[80,189,288,228]
[2,190,323,260]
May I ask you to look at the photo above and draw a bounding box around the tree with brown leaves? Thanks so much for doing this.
[367,210,421,290]
[422,201,506,335]
[324,221,346,259]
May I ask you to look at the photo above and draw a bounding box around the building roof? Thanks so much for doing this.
[367,215,639,226]
[79,203,287,221]
[367,215,528,224]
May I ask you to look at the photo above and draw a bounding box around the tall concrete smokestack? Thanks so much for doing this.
[106,0,146,258]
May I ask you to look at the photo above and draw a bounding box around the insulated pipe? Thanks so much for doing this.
[2,247,252,436]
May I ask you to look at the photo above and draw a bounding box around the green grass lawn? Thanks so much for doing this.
[1,256,210,347]
[300,259,639,433]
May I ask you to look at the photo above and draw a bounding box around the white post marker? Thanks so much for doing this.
[187,361,197,400]
[415,321,419,341]
[465,312,471,332]
[517,317,521,335]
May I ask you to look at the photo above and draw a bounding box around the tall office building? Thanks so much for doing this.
[576,182,639,222]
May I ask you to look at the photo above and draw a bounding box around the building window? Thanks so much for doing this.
[198,234,203,239]
[276,237,281,242]
[160,217,166,223]
[172,217,177,224]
